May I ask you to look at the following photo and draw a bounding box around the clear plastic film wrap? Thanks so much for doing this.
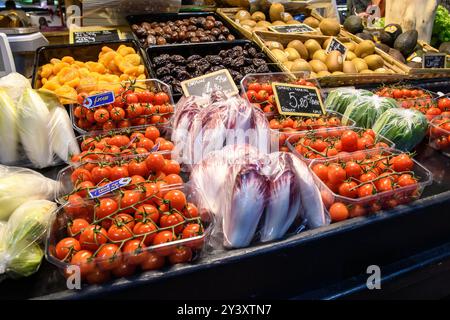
[171,91,271,169]
[0,72,80,168]
[190,146,328,249]
[324,88,374,115]
[0,165,58,221]
[0,200,57,279]
[372,108,428,151]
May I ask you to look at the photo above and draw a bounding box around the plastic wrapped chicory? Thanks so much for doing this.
[342,95,398,128]
[325,88,373,114]
[373,108,428,151]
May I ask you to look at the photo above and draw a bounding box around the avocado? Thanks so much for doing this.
[356,32,373,41]
[439,42,450,55]
[394,30,418,57]
[384,24,402,42]
[375,42,391,53]
[388,48,406,64]
[343,15,364,34]
[379,31,394,47]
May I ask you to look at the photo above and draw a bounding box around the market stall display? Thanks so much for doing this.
[310,148,432,222]
[70,79,174,133]
[429,114,450,157]
[128,12,241,48]
[32,41,150,104]
[147,40,278,96]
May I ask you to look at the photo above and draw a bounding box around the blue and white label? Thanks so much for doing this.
[89,177,132,198]
[83,91,115,109]
[150,141,160,152]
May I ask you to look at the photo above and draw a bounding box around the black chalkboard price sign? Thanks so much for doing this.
[181,69,239,97]
[423,53,447,68]
[272,82,326,117]
[71,29,121,44]
[326,37,348,59]
[268,24,315,34]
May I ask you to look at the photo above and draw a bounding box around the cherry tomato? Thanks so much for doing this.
[146,153,166,172]
[71,168,92,184]
[79,225,108,251]
[247,82,262,92]
[163,190,187,211]
[86,268,111,284]
[349,204,367,218]
[152,230,176,256]
[110,166,129,181]
[141,252,165,270]
[128,159,149,177]
[338,181,358,198]
[168,246,192,264]
[312,164,329,181]
[154,92,170,105]
[112,261,136,277]
[123,239,147,265]
[67,218,90,239]
[340,130,359,152]
[327,164,347,185]
[345,161,362,178]
[163,160,181,175]
[93,108,110,123]
[97,244,122,271]
[329,202,349,222]
[160,212,185,234]
[70,250,95,276]
[125,93,139,104]
[133,221,158,245]
[391,154,414,172]
[137,91,155,104]
[144,126,160,141]
[55,237,81,260]
[182,223,202,239]
[358,184,375,197]
[183,203,199,219]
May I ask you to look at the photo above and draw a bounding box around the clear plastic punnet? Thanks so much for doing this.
[55,150,178,205]
[429,114,450,157]
[286,126,395,165]
[189,145,329,250]
[308,148,433,218]
[70,79,175,134]
[68,124,173,165]
[45,182,214,286]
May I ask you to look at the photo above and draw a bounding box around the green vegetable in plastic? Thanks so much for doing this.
[372,108,428,151]
[325,88,373,115]
[432,5,450,46]
[7,242,44,278]
[342,95,398,128]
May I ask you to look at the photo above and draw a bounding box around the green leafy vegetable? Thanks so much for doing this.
[433,5,450,46]
[342,95,398,128]
[372,108,428,151]
[325,88,373,115]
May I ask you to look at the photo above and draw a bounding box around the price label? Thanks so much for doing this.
[423,54,447,69]
[70,28,122,44]
[325,37,348,59]
[268,24,315,34]
[89,178,131,199]
[272,82,325,117]
[181,69,238,97]
[82,91,115,109]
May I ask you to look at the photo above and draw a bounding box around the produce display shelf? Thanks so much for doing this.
[0,142,448,300]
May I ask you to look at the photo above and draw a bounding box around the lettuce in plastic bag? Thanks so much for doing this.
[0,89,19,164]
[373,108,428,151]
[0,200,56,278]
[342,95,398,128]
[325,88,373,114]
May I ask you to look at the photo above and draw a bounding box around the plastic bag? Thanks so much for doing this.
[373,108,428,151]
[342,95,398,128]
[171,91,271,168]
[190,147,328,249]
[325,88,373,115]
[0,165,58,221]
[0,72,31,106]
[0,88,19,164]
[0,200,56,278]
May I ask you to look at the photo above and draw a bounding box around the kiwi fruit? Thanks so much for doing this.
[355,40,375,58]
[240,19,256,28]
[291,60,312,72]
[266,41,284,50]
[309,59,328,73]
[319,18,341,36]
[346,51,357,61]
[304,17,320,28]
[304,39,322,59]
[364,54,384,70]
[285,47,301,61]
[352,58,369,72]
[323,38,332,50]
[235,10,251,21]
[326,51,344,72]
[283,60,294,70]
[272,21,286,26]
[269,3,285,22]
[271,48,288,63]
[287,40,309,60]
[251,11,266,22]
[317,70,332,77]
[343,61,357,73]
[313,49,328,63]
[343,42,356,52]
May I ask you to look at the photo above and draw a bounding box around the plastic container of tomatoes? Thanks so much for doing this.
[69,124,173,164]
[308,148,433,221]
[285,126,395,165]
[45,183,215,285]
[240,71,322,119]
[428,113,450,157]
[55,150,184,205]
[70,79,175,134]
[269,110,356,152]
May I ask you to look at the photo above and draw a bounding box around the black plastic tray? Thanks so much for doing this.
[146,39,283,99]
[126,12,244,48]
[31,39,151,90]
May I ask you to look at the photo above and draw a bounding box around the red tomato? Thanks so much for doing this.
[93,108,110,123]
[312,163,329,181]
[168,246,192,264]
[146,153,166,172]
[141,252,165,270]
[67,218,90,239]
[125,93,139,104]
[327,164,347,185]
[112,261,136,277]
[154,92,170,105]
[144,126,160,141]
[160,212,185,234]
[340,130,359,152]
[120,190,142,214]
[133,221,158,245]
[79,225,108,251]
[152,230,176,256]
[70,250,95,276]
[338,181,358,198]
[128,160,149,177]
[97,244,122,271]
[247,82,262,92]
[110,166,129,181]
[123,239,147,265]
[55,237,81,260]
[329,202,349,222]
[358,184,375,197]
[345,161,362,178]
[391,154,414,172]
[71,168,92,184]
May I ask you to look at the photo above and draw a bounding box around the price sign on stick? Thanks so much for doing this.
[423,54,447,68]
[181,69,239,97]
[326,37,348,59]
[272,82,326,117]
[268,24,315,34]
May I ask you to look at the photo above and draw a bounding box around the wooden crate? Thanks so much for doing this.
[216,7,253,40]
[253,30,408,87]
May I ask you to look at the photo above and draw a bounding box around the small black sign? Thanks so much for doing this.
[272,82,326,117]
[181,69,239,97]
[268,24,315,34]
[72,29,121,44]
[423,53,447,69]
[326,37,348,59]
